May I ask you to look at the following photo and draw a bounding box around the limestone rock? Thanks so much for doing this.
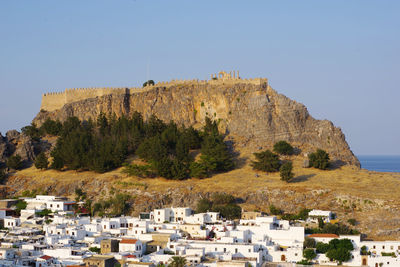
[33,81,360,167]
[0,130,38,166]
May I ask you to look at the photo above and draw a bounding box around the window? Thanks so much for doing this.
[158,212,160,215]
[215,248,217,251]
[383,246,385,249]
[373,245,376,249]
[235,248,238,253]
[224,248,226,252]
[391,246,394,250]
[248,249,251,252]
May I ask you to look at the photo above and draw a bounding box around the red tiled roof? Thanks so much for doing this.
[124,255,137,258]
[308,234,339,238]
[40,255,53,260]
[120,239,138,244]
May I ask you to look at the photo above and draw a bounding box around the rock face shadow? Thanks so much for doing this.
[290,174,316,183]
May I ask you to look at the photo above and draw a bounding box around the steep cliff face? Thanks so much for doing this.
[33,81,359,166]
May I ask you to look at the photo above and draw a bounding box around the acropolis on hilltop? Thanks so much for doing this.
[40,71,268,112]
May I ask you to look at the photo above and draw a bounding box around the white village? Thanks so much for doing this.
[0,195,399,267]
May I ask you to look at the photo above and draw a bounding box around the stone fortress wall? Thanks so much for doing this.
[40,71,268,112]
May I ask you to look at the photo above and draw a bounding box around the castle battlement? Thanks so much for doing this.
[40,72,268,112]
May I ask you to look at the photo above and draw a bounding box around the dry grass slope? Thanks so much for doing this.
[3,156,400,240]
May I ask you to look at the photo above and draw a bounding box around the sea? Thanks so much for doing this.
[357,155,400,173]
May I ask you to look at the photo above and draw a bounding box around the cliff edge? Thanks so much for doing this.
[33,75,360,167]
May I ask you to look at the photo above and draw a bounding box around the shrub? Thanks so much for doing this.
[213,203,241,220]
[36,209,52,217]
[280,161,294,182]
[35,152,49,170]
[40,119,63,136]
[308,149,330,170]
[15,200,27,215]
[7,154,23,170]
[303,248,316,261]
[326,247,352,264]
[360,245,369,255]
[304,237,316,248]
[143,80,155,87]
[89,247,101,253]
[273,141,294,155]
[347,218,357,226]
[21,123,43,141]
[316,242,330,254]
[122,163,155,178]
[196,198,212,213]
[381,252,396,257]
[269,204,283,215]
[189,162,209,178]
[251,150,281,172]
[212,193,235,205]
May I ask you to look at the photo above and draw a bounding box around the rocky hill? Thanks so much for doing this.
[33,76,359,167]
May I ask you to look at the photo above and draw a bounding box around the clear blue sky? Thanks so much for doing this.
[0,0,399,155]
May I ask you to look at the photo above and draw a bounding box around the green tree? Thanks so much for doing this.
[212,193,235,205]
[137,136,168,162]
[34,152,49,170]
[308,149,330,170]
[360,245,368,255]
[168,256,186,267]
[189,162,209,178]
[89,247,101,253]
[269,204,283,215]
[251,150,281,172]
[303,248,316,261]
[21,123,43,141]
[326,247,351,264]
[143,80,155,87]
[318,217,325,229]
[196,198,212,213]
[181,126,202,149]
[273,141,294,155]
[304,237,316,248]
[316,242,330,254]
[50,151,64,170]
[280,161,294,182]
[7,154,23,170]
[213,203,241,220]
[200,134,234,173]
[15,200,27,215]
[40,119,62,136]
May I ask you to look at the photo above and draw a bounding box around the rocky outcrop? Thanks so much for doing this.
[33,80,360,166]
[0,130,39,166]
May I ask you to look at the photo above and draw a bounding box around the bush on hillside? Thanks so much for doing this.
[280,161,294,182]
[35,152,49,170]
[7,154,23,170]
[251,150,281,172]
[273,140,294,155]
[40,118,63,136]
[308,149,330,170]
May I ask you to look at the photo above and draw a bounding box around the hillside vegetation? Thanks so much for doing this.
[3,153,400,241]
